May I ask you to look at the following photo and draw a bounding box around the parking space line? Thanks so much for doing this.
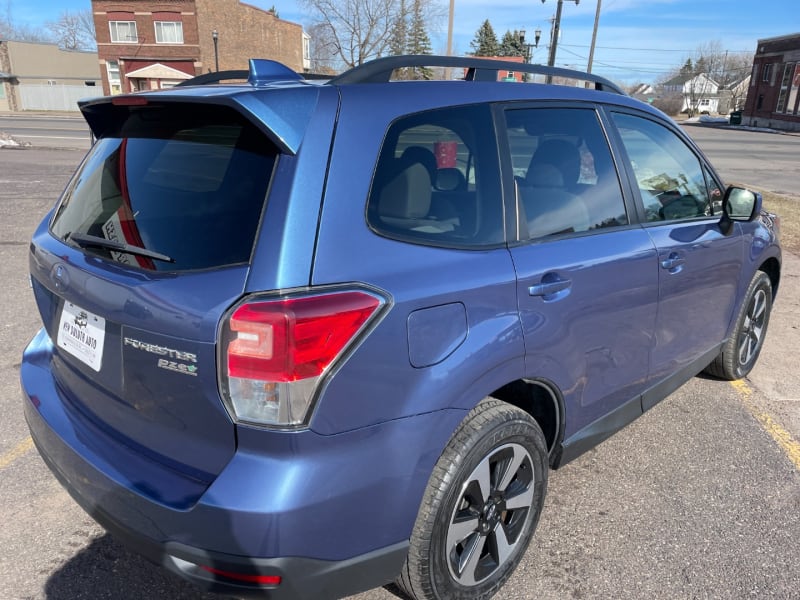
[732,380,800,470]
[0,436,34,469]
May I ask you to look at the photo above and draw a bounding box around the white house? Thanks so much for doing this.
[661,72,721,115]
[681,73,720,114]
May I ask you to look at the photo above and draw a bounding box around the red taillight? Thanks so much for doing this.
[200,565,281,586]
[226,291,381,382]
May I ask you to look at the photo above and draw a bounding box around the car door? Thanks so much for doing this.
[608,110,743,406]
[501,105,660,439]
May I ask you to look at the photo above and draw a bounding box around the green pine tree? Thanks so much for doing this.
[470,19,499,57]
[390,0,409,79]
[499,30,525,57]
[407,0,433,80]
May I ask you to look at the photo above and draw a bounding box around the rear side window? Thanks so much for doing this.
[51,103,277,271]
[366,104,503,248]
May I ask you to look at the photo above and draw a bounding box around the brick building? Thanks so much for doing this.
[92,0,307,95]
[742,32,800,132]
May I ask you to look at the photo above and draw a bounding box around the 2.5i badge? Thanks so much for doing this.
[123,337,199,377]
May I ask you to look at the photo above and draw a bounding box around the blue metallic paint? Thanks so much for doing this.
[23,353,467,560]
[21,70,784,599]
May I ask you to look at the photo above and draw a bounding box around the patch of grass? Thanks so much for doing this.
[729,184,798,255]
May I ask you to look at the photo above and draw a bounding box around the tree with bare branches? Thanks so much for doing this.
[47,9,96,51]
[1,2,51,43]
[299,0,442,70]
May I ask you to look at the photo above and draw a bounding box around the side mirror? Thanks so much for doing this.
[720,186,762,235]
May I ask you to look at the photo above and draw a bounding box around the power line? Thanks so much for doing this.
[560,43,753,54]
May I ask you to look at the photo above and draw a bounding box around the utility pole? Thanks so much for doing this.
[542,0,580,83]
[445,0,454,80]
[587,0,601,74]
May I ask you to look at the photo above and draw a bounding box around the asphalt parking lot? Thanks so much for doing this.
[1,132,798,599]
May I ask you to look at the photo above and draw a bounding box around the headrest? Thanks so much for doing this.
[526,164,564,188]
[435,167,467,191]
[527,139,581,186]
[379,162,432,219]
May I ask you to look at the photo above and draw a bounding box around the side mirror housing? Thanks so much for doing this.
[720,186,762,235]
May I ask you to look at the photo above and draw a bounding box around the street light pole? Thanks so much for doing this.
[212,29,219,72]
[519,28,542,64]
[542,0,579,83]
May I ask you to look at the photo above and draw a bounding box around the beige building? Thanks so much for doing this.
[0,40,102,112]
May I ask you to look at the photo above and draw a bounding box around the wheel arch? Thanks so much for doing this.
[488,378,565,465]
[759,256,781,301]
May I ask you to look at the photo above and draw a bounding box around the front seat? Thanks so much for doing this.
[522,140,590,238]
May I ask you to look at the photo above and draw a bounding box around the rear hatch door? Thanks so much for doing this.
[29,96,309,498]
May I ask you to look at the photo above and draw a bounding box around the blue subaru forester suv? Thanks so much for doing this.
[21,56,781,599]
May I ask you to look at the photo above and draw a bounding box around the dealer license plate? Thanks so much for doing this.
[57,302,106,371]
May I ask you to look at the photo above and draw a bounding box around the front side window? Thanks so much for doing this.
[505,107,628,240]
[155,21,184,44]
[109,21,138,43]
[366,105,503,247]
[612,112,711,222]
[51,104,277,271]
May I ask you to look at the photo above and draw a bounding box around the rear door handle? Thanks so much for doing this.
[660,252,685,272]
[529,277,572,298]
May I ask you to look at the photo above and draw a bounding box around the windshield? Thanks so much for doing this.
[51,103,277,271]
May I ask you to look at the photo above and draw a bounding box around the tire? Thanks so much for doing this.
[705,271,772,380]
[397,398,548,600]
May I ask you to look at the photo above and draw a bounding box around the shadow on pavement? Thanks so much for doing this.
[44,534,232,600]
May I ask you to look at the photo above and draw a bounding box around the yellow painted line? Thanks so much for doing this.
[0,436,34,469]
[731,380,800,470]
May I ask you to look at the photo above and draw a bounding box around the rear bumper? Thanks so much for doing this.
[36,442,407,599]
[22,328,466,598]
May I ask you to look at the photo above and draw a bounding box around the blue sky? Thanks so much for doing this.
[10,0,799,84]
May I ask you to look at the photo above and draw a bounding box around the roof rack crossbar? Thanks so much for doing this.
[328,55,625,95]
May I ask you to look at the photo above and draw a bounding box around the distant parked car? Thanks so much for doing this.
[22,55,781,599]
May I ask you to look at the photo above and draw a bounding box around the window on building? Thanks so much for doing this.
[106,59,122,95]
[762,63,773,84]
[110,21,138,43]
[785,64,800,115]
[776,63,794,113]
[155,21,184,44]
[751,64,758,85]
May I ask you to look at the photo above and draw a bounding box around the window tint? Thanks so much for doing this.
[51,104,276,271]
[611,112,712,222]
[505,107,627,240]
[367,105,503,247]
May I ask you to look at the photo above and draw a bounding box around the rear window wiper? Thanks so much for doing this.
[68,232,175,264]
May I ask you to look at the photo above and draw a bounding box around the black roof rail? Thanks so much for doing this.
[328,54,625,95]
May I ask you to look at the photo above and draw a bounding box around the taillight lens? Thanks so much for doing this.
[220,290,383,427]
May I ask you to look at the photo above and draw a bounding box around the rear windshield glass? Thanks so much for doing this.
[51,103,277,271]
